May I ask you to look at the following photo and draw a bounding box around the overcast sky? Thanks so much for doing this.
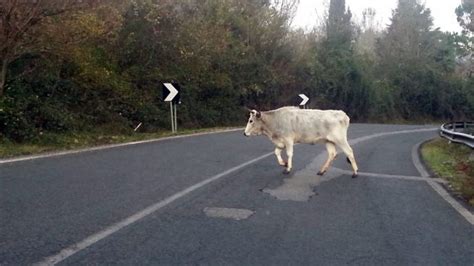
[292,0,463,32]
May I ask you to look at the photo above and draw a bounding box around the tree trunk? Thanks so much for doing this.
[0,59,7,97]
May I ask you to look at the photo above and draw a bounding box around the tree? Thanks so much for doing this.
[0,0,101,96]
[376,0,458,119]
[326,0,353,49]
[456,0,474,35]
[355,8,381,57]
[377,0,436,67]
[454,1,474,78]
[313,0,372,119]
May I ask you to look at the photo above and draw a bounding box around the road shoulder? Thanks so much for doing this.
[412,140,474,225]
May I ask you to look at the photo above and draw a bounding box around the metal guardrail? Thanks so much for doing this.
[439,122,474,149]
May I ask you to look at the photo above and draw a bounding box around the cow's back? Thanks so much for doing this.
[267,107,349,143]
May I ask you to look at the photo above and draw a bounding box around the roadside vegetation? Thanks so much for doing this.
[1,0,473,157]
[421,138,474,205]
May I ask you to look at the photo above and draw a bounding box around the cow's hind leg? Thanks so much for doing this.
[283,141,294,174]
[318,141,337,175]
[274,147,287,167]
[337,139,358,178]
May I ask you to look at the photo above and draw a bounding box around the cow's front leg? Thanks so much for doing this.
[318,142,337,175]
[274,147,287,167]
[283,142,294,174]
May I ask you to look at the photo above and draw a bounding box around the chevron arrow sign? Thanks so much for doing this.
[163,83,180,102]
[299,94,309,106]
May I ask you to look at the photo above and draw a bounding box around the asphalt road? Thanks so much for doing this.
[1,124,473,265]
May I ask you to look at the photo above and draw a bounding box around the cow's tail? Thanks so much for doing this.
[341,112,352,165]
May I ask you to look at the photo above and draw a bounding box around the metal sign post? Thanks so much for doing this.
[170,102,175,133]
[173,102,178,132]
[163,82,181,133]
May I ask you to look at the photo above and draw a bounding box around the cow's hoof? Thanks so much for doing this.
[317,171,325,176]
[283,169,291,175]
[352,173,358,178]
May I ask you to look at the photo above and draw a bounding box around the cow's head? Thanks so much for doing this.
[244,109,263,137]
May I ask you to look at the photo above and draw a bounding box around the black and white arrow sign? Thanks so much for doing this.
[163,82,181,133]
[163,83,180,102]
[299,94,309,106]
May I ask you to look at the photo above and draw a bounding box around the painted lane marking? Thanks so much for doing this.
[36,127,442,264]
[426,181,474,225]
[264,127,437,202]
[35,152,273,265]
[411,141,431,178]
[266,127,473,226]
[411,142,474,226]
[348,127,437,146]
[331,168,447,183]
[0,128,244,165]
[0,127,434,165]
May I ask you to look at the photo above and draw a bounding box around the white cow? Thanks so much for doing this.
[244,106,358,177]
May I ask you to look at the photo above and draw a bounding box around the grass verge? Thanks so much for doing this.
[0,127,240,159]
[421,137,474,206]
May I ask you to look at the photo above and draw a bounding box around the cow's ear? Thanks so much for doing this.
[256,111,261,118]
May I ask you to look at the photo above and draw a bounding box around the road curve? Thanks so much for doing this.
[1,124,472,265]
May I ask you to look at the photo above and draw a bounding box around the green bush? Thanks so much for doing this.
[0,98,37,142]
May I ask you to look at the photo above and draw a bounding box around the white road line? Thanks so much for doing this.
[348,127,437,146]
[427,181,474,225]
[412,142,474,226]
[35,126,445,264]
[261,128,438,202]
[411,142,431,178]
[0,127,434,165]
[0,128,243,165]
[35,152,274,266]
[332,168,447,183]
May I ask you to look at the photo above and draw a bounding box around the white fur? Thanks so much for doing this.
[244,106,358,175]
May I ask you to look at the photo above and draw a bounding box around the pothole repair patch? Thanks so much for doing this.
[263,152,343,202]
[203,207,255,220]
